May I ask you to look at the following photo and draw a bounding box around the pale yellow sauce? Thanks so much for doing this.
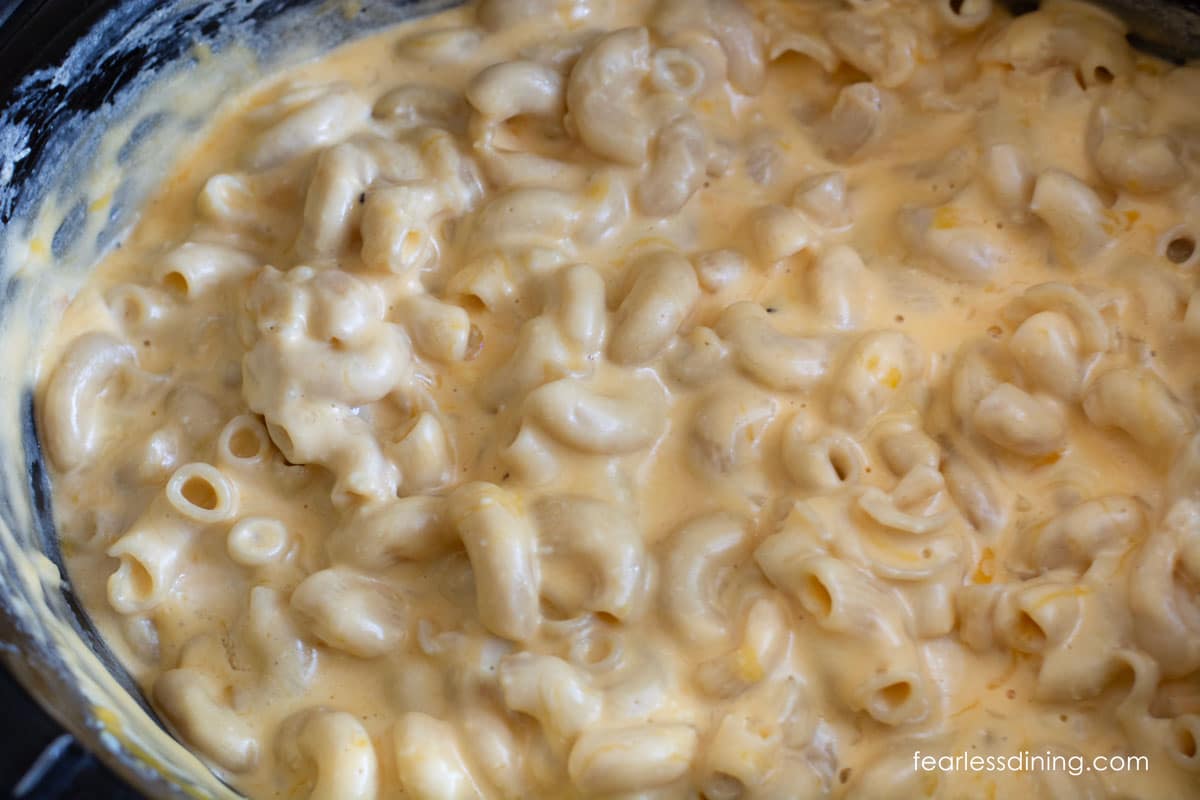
[37,0,1200,797]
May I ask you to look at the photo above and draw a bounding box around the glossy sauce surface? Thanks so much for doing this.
[39,0,1200,797]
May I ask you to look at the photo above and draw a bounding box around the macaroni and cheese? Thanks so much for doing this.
[37,0,1200,797]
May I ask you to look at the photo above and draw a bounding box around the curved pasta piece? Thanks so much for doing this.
[949,340,1006,426]
[467,187,582,255]
[567,723,698,795]
[360,184,443,274]
[972,383,1066,458]
[652,0,766,94]
[466,60,563,121]
[525,376,667,454]
[448,482,541,642]
[981,143,1034,219]
[236,586,318,691]
[458,706,530,798]
[501,420,562,485]
[699,679,807,797]
[824,12,918,89]
[278,709,379,800]
[105,283,173,331]
[897,204,1007,284]
[1083,367,1195,456]
[166,462,239,523]
[154,668,259,773]
[793,171,852,232]
[154,242,257,298]
[534,495,649,620]
[811,245,871,330]
[465,59,582,188]
[715,302,830,392]
[1008,311,1084,399]
[650,47,710,98]
[662,513,752,645]
[693,594,790,697]
[499,652,602,740]
[877,420,940,476]
[610,250,700,364]
[328,495,454,567]
[392,713,483,800]
[781,421,865,493]
[857,483,951,537]
[940,443,1008,534]
[42,332,138,471]
[759,544,929,725]
[688,387,776,478]
[1169,715,1200,772]
[1129,501,1200,678]
[1090,96,1184,195]
[769,30,839,73]
[749,203,817,264]
[822,82,894,162]
[1007,282,1111,354]
[978,2,1133,85]
[576,171,632,244]
[754,539,896,636]
[257,402,400,507]
[667,325,729,385]
[197,172,296,250]
[1000,577,1127,701]
[290,567,409,658]
[227,517,289,567]
[296,136,425,259]
[936,0,992,30]
[476,0,606,30]
[480,283,591,397]
[245,84,370,170]
[1030,170,1113,268]
[389,412,454,492]
[549,262,608,355]
[828,330,923,430]
[1019,496,1144,576]
[833,643,929,726]
[481,316,579,411]
[243,323,412,409]
[106,508,192,615]
[373,84,468,133]
[567,28,655,165]
[396,295,472,363]
[637,114,707,217]
[215,414,271,471]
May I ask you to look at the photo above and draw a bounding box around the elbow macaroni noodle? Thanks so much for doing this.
[37,0,1200,797]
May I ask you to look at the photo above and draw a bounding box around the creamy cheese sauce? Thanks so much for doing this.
[37,0,1200,797]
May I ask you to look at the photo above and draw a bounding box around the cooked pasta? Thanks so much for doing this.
[38,0,1200,797]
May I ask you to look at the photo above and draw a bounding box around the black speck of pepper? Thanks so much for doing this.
[358,192,366,204]
[765,306,778,314]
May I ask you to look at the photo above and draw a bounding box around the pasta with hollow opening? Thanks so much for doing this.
[38,0,1200,797]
